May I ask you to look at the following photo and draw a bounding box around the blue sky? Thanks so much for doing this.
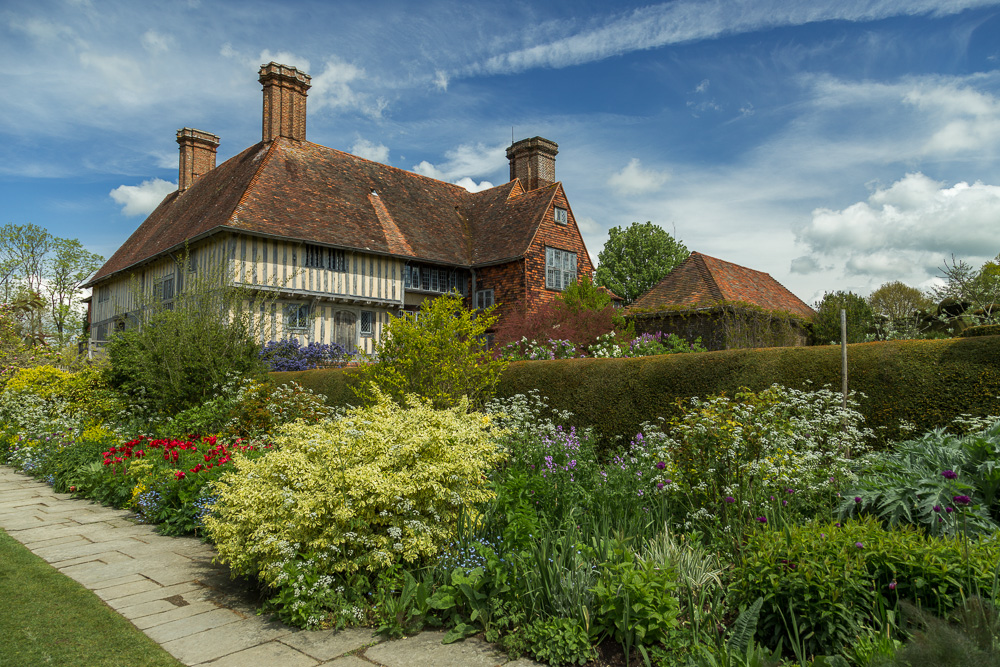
[2,0,999,305]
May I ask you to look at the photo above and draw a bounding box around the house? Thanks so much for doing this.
[627,252,815,350]
[84,62,594,354]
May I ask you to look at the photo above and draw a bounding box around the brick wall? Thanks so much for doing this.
[523,185,595,315]
[473,260,526,328]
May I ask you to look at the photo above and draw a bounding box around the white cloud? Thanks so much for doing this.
[469,0,995,75]
[607,158,669,195]
[794,172,1000,284]
[109,178,176,216]
[412,141,506,181]
[141,30,172,54]
[433,70,449,92]
[454,177,495,192]
[350,138,390,163]
[695,79,710,93]
[309,57,387,118]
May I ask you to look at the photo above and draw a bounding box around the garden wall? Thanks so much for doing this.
[628,303,811,351]
[273,336,1000,451]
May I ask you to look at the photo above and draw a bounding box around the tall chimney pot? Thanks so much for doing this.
[176,128,220,192]
[259,62,311,143]
[507,136,558,191]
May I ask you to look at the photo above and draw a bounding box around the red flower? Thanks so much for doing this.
[174,471,186,479]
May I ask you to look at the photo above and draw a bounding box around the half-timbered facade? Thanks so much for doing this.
[84,63,594,354]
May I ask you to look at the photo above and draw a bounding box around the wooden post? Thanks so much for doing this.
[841,308,849,457]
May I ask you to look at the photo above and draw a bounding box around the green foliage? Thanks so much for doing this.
[595,221,689,305]
[523,617,595,666]
[730,516,1000,657]
[960,324,1000,337]
[591,555,680,648]
[813,290,876,344]
[203,394,504,603]
[840,421,1000,535]
[932,253,1000,324]
[867,281,933,321]
[493,336,1000,452]
[351,291,507,410]
[559,274,612,313]
[889,597,1000,667]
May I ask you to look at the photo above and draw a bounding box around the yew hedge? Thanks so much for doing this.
[275,336,1000,451]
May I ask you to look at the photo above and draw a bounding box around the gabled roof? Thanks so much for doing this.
[89,138,556,285]
[630,252,815,319]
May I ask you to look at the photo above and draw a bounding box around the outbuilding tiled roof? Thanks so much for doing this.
[88,138,555,285]
[630,252,815,319]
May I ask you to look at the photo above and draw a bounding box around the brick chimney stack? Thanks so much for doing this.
[259,62,311,143]
[507,136,558,191]
[176,128,220,192]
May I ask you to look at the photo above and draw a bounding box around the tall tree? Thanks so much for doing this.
[595,221,689,305]
[867,281,933,321]
[44,238,104,345]
[812,291,875,344]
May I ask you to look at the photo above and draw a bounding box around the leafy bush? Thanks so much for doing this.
[259,339,350,371]
[351,292,506,410]
[631,385,870,542]
[524,617,595,666]
[813,290,876,344]
[960,324,1000,337]
[167,376,335,439]
[0,364,112,429]
[840,420,1000,535]
[203,393,505,619]
[730,516,1000,657]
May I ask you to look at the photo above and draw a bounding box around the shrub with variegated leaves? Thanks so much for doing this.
[203,391,506,590]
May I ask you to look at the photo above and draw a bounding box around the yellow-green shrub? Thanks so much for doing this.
[0,364,112,428]
[204,393,506,588]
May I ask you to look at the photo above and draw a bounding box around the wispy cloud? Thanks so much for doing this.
[350,138,390,163]
[607,158,669,195]
[467,0,995,76]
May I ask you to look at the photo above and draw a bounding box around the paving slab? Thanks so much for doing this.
[159,615,295,664]
[280,627,380,662]
[195,641,321,667]
[131,600,223,630]
[144,607,245,644]
[363,631,507,667]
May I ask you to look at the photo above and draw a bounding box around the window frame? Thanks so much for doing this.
[554,206,568,225]
[360,310,374,337]
[286,303,310,330]
[545,247,577,291]
[475,288,495,310]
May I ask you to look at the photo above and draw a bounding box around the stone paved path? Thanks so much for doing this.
[0,466,542,667]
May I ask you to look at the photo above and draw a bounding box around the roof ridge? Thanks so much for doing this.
[229,140,280,224]
[695,253,727,302]
[521,183,560,257]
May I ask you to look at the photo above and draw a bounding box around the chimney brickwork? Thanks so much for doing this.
[507,136,558,191]
[259,62,311,143]
[176,128,220,192]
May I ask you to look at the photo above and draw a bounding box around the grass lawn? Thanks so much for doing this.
[0,528,182,667]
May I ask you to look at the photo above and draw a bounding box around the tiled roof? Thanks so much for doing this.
[89,138,555,285]
[630,252,815,319]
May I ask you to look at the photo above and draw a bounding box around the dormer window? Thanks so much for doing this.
[554,207,568,225]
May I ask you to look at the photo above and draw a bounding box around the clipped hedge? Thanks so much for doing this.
[273,337,1000,450]
[270,367,361,409]
[961,324,1000,338]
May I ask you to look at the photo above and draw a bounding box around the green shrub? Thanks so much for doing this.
[351,292,507,410]
[960,324,1000,338]
[204,393,505,593]
[730,516,1000,657]
[0,364,111,429]
[840,421,1000,535]
[496,337,1000,452]
[524,617,595,666]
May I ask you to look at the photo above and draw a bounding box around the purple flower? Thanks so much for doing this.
[953,495,972,505]
[725,496,735,503]
[664,479,672,485]
[756,517,767,523]
[855,542,864,549]
[942,470,958,480]
[782,500,788,506]
[786,488,795,494]
[855,496,862,503]
[946,506,954,513]
[820,533,826,538]
[889,580,897,591]
[933,505,941,513]
[656,483,664,490]
[655,461,666,470]
[835,522,842,528]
